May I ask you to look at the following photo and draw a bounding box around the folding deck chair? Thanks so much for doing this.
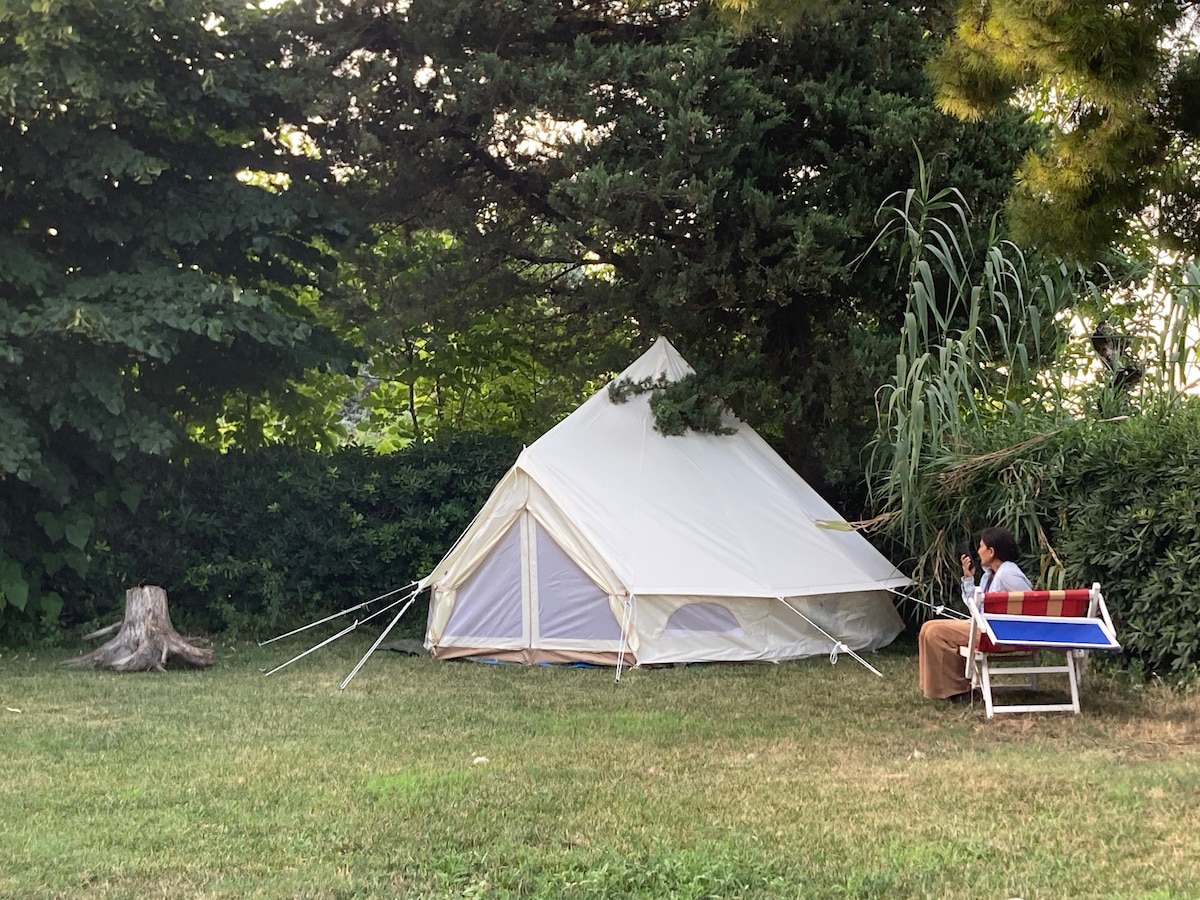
[962,582,1120,718]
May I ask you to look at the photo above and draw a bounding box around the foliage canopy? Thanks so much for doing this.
[289,0,1038,491]
[0,0,354,629]
[719,0,1200,261]
[929,0,1200,260]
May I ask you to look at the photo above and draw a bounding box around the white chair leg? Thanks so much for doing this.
[1076,649,1090,679]
[980,659,995,719]
[1075,652,1084,715]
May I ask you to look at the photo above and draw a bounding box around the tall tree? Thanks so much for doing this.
[0,0,352,629]
[929,0,1200,260]
[291,0,1037,494]
[717,2,1200,261]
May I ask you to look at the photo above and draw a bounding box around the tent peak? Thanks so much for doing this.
[614,335,694,386]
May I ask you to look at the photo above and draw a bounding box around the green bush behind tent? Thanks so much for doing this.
[35,433,520,642]
[8,414,1200,683]
[901,402,1200,684]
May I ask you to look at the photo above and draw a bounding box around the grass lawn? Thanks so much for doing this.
[2,636,1198,899]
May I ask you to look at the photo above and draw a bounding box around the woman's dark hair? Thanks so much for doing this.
[979,526,1021,563]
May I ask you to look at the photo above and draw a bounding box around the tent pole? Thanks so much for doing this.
[339,589,422,691]
[776,598,884,677]
[614,595,634,684]
[257,581,420,646]
[262,587,415,676]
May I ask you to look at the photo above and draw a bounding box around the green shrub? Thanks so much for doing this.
[1049,406,1200,681]
[50,433,521,640]
[900,401,1200,682]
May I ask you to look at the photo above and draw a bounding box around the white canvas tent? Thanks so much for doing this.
[421,336,907,668]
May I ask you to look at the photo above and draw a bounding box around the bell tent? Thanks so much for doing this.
[420,336,906,668]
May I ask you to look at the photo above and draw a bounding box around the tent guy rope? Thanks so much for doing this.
[261,583,423,678]
[887,586,969,619]
[615,595,635,683]
[339,587,425,690]
[256,581,420,647]
[776,598,884,677]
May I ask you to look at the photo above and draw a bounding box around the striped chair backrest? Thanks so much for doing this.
[981,589,1092,618]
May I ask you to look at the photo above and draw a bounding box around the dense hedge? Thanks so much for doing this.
[930,402,1200,682]
[14,406,1200,682]
[68,433,522,640]
[1049,408,1200,681]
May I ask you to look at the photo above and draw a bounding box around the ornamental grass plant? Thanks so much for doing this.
[864,163,1200,662]
[2,638,1199,899]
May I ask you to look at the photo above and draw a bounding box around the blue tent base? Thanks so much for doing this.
[461,658,602,668]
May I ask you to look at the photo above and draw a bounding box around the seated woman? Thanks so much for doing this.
[918,526,1032,702]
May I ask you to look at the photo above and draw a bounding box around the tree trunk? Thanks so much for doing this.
[61,585,213,672]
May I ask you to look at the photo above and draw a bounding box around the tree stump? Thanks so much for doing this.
[62,585,213,672]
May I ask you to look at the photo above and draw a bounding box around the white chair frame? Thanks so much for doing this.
[961,582,1119,719]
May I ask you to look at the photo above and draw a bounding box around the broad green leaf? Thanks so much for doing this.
[64,513,94,550]
[39,591,64,621]
[0,560,29,612]
[35,511,65,542]
[121,484,144,513]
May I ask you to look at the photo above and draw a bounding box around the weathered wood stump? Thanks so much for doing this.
[62,585,213,672]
